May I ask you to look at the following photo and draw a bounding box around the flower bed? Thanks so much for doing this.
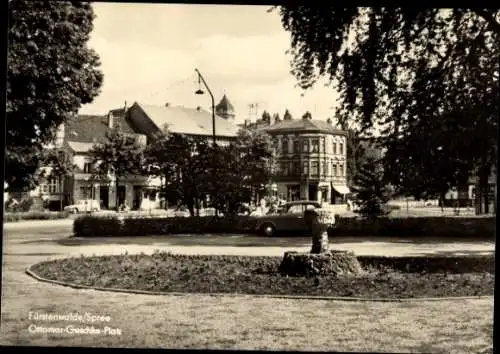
[329,216,496,238]
[29,253,494,299]
[4,211,70,223]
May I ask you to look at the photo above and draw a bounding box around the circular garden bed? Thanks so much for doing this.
[28,252,494,299]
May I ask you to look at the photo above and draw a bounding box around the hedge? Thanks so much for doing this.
[73,214,257,237]
[328,216,496,238]
[4,211,70,223]
[73,213,496,238]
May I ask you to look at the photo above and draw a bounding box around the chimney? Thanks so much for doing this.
[196,106,201,111]
[108,112,114,128]
[165,102,170,107]
[244,119,250,127]
[327,118,332,125]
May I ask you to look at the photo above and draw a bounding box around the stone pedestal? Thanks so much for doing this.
[278,250,362,277]
[279,207,361,277]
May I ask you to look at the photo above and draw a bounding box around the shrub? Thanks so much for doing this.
[4,211,69,222]
[329,216,496,238]
[73,214,256,237]
[73,213,495,239]
[4,197,35,212]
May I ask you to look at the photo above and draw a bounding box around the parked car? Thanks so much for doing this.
[64,199,100,213]
[252,200,335,236]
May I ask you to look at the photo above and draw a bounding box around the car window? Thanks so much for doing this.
[287,205,303,214]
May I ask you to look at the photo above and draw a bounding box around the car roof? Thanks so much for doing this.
[285,200,322,206]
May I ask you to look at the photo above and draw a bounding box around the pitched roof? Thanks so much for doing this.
[64,112,136,144]
[258,118,347,135]
[66,141,95,153]
[135,102,239,138]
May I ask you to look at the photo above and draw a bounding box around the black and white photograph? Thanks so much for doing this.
[1,1,497,352]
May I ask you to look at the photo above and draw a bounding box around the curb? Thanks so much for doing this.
[25,265,494,303]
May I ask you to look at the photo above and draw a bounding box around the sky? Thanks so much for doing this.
[79,3,340,124]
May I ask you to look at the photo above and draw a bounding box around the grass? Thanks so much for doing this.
[29,253,494,299]
[1,252,494,351]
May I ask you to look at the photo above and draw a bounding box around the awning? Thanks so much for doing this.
[332,185,351,195]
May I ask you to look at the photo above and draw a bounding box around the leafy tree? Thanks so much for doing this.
[6,1,103,192]
[273,113,281,123]
[351,157,392,219]
[146,133,211,216]
[40,148,75,211]
[302,111,312,120]
[276,7,499,213]
[283,109,293,120]
[207,129,276,215]
[89,130,146,211]
[261,110,272,125]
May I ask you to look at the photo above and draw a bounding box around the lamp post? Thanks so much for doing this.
[194,68,216,146]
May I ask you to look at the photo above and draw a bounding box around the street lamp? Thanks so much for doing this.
[194,68,216,146]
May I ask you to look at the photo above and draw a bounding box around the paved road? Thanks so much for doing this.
[3,221,495,258]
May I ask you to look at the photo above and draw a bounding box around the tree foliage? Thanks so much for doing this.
[144,129,275,216]
[207,129,276,215]
[145,133,211,215]
[351,157,392,219]
[89,129,145,210]
[283,109,293,120]
[276,7,499,202]
[261,110,272,125]
[302,111,312,120]
[40,147,75,210]
[6,1,103,191]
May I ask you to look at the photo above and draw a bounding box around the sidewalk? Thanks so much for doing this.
[3,218,74,230]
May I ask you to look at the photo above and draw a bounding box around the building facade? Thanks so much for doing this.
[36,96,240,211]
[258,116,349,204]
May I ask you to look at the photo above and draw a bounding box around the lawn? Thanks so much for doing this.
[0,271,493,352]
[28,252,494,299]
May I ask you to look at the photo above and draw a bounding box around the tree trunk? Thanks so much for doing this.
[59,177,63,212]
[477,166,490,215]
[115,177,120,211]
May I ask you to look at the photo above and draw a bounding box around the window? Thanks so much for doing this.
[40,178,58,194]
[282,137,289,154]
[332,163,337,177]
[339,164,344,176]
[310,161,319,176]
[321,161,326,176]
[80,186,93,199]
[311,139,319,153]
[83,162,93,174]
[339,143,344,155]
[303,161,309,175]
[302,139,309,153]
[280,160,289,176]
[291,139,298,154]
[320,138,325,153]
[276,139,282,154]
[292,160,300,175]
[287,185,301,201]
[288,205,303,214]
[326,161,330,176]
[333,142,337,154]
